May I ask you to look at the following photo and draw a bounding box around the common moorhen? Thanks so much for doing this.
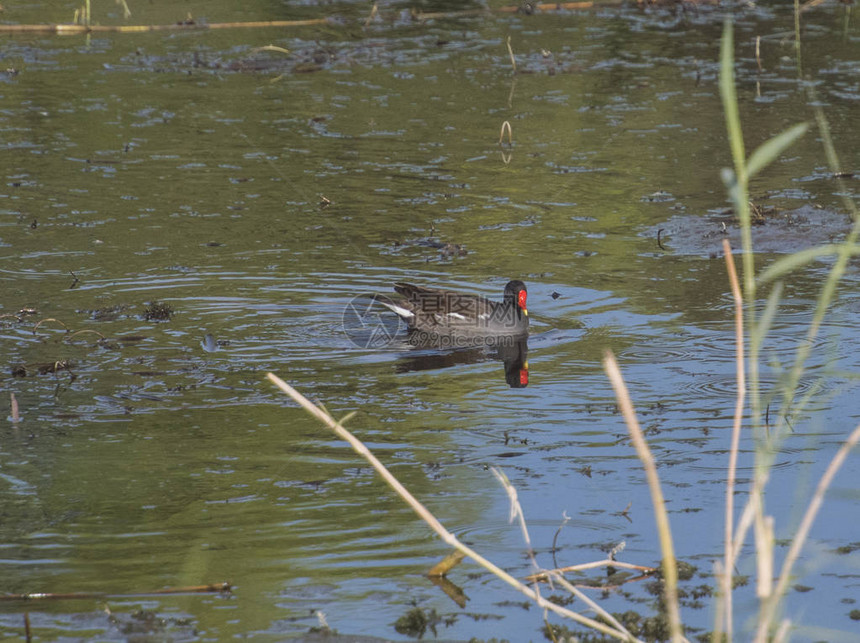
[380,280,529,338]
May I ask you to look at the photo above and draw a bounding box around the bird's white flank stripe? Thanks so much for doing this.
[378,300,414,319]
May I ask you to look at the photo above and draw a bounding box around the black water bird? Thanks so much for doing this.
[380,280,529,339]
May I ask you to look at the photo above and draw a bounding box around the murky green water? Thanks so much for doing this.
[1,1,859,640]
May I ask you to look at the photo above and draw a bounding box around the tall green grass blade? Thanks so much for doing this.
[756,244,860,285]
[720,21,745,185]
[746,123,809,179]
[794,0,803,78]
[719,20,755,307]
[751,282,783,349]
[719,18,762,446]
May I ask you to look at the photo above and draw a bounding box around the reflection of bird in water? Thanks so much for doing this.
[395,334,529,389]
[378,280,529,339]
[497,336,528,389]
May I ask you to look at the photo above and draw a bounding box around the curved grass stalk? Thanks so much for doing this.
[720,239,745,640]
[491,466,638,640]
[266,373,643,642]
[754,423,860,640]
[719,14,859,640]
[602,352,685,643]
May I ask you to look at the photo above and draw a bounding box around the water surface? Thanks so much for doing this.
[1,1,859,640]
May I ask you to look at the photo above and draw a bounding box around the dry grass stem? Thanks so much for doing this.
[720,238,745,639]
[546,571,634,636]
[0,583,231,601]
[730,493,756,570]
[0,19,331,33]
[754,512,774,599]
[10,393,20,423]
[754,422,860,641]
[755,36,762,71]
[267,373,450,536]
[267,373,643,642]
[499,120,513,164]
[602,351,684,643]
[499,120,513,146]
[496,2,608,12]
[526,559,655,582]
[773,618,791,642]
[364,2,378,27]
[427,550,466,577]
[799,0,827,13]
[491,467,537,565]
[494,464,635,639]
[65,329,106,343]
[253,45,291,55]
[116,0,131,19]
[3,2,707,34]
[32,318,69,335]
[506,35,516,73]
[712,560,727,643]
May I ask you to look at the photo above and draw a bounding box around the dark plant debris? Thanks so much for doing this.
[11,360,76,379]
[390,237,467,260]
[394,606,443,638]
[143,301,175,321]
[84,304,135,322]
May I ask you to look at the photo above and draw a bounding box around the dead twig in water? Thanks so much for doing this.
[65,329,106,344]
[550,511,570,569]
[33,318,69,335]
[10,393,20,423]
[506,35,516,73]
[428,550,466,577]
[0,582,232,602]
[251,45,291,56]
[499,120,513,165]
[800,0,828,12]
[365,2,378,27]
[497,1,610,12]
[0,18,331,34]
[525,558,657,583]
[499,120,513,147]
[0,1,719,34]
[491,466,544,604]
[755,36,762,72]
